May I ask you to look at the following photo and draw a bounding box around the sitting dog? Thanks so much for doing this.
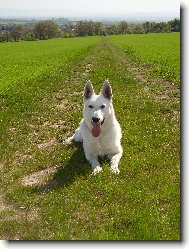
[64,80,123,174]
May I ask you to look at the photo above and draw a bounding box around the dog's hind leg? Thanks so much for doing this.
[63,134,74,144]
[73,128,83,142]
[63,128,83,144]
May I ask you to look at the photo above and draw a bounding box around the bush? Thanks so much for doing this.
[23,31,36,41]
[34,20,59,40]
[0,34,6,42]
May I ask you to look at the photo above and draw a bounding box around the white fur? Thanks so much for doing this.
[64,80,123,174]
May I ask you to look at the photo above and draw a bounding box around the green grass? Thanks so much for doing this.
[110,33,180,86]
[0,36,101,92]
[0,34,180,240]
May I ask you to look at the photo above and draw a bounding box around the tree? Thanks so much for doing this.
[133,24,145,34]
[93,22,103,35]
[161,22,171,33]
[97,24,107,36]
[118,21,129,34]
[34,20,59,40]
[11,25,24,41]
[149,22,156,33]
[153,22,171,33]
[106,25,119,35]
[87,21,96,36]
[23,31,35,41]
[75,21,87,36]
[0,31,12,42]
[143,21,151,33]
[0,34,6,42]
[168,18,180,32]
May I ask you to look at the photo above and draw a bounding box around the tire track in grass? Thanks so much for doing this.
[0,40,113,236]
[0,41,103,235]
[107,42,180,102]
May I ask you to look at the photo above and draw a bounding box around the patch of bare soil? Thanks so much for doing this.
[9,127,19,133]
[66,91,83,97]
[0,195,9,211]
[53,99,71,110]
[0,162,4,170]
[127,63,180,101]
[21,166,57,187]
[11,151,33,167]
[0,196,40,227]
[82,63,92,77]
[37,139,57,149]
[42,120,66,129]
[54,103,67,110]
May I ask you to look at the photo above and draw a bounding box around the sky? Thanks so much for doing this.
[0,0,180,18]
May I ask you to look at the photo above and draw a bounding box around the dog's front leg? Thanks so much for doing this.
[85,153,102,175]
[108,152,122,174]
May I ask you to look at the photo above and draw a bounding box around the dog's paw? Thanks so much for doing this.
[110,166,120,174]
[62,137,73,145]
[93,166,103,175]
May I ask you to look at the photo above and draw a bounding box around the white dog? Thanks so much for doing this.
[64,80,123,174]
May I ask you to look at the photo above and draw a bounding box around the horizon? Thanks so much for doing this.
[0,9,180,22]
[0,0,180,20]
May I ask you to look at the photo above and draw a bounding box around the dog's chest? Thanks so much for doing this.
[88,134,112,156]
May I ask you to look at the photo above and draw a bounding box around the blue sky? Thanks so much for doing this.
[0,0,180,16]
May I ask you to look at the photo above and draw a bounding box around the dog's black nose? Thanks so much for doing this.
[92,117,100,123]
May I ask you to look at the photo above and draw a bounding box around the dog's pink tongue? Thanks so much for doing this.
[92,122,101,137]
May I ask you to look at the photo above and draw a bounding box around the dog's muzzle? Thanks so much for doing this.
[91,117,105,137]
[91,117,105,125]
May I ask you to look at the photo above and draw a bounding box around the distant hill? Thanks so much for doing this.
[0,8,180,22]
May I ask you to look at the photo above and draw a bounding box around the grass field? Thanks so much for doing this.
[0,33,180,240]
[110,33,180,86]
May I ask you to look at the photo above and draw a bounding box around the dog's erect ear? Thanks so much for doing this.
[101,80,112,100]
[84,80,94,99]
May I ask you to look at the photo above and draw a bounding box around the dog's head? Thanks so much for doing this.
[83,80,113,137]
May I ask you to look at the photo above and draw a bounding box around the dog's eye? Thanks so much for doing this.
[100,105,106,109]
[88,105,94,109]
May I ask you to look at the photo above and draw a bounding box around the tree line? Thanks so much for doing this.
[0,18,180,42]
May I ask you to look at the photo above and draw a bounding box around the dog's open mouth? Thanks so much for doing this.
[91,119,105,137]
